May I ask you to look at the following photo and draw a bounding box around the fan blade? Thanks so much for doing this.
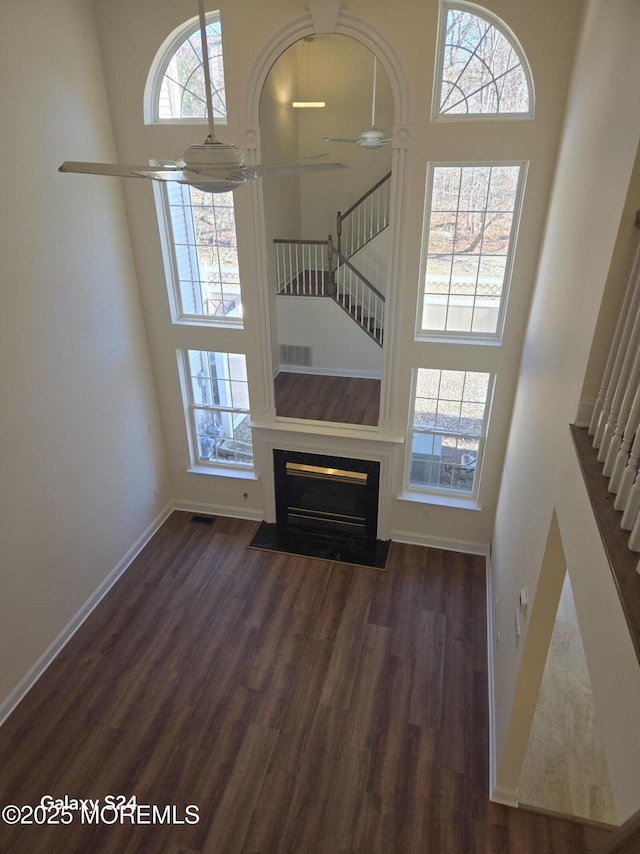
[249,152,331,170]
[132,169,191,183]
[59,161,177,178]
[134,169,248,192]
[241,161,348,178]
[322,136,360,144]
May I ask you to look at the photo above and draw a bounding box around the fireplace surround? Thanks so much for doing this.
[248,449,390,569]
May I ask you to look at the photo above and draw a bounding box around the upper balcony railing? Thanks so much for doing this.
[336,171,391,260]
[583,223,640,663]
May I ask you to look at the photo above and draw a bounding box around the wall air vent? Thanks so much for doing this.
[279,344,312,367]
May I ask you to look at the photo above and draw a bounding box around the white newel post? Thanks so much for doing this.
[593,243,640,448]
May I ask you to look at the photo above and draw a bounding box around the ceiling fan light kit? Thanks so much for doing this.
[59,1,345,194]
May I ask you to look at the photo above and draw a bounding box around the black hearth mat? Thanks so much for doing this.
[248,522,390,570]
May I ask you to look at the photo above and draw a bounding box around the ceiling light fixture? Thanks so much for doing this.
[292,101,326,109]
[292,37,325,109]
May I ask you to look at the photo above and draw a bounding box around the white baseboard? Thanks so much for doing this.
[490,785,520,808]
[172,499,264,522]
[276,365,382,380]
[485,552,520,809]
[485,554,499,807]
[0,502,174,729]
[390,528,491,557]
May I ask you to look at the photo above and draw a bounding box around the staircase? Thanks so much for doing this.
[273,172,391,347]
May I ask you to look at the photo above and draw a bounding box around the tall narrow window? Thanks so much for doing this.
[418,162,525,339]
[164,183,242,322]
[183,350,253,468]
[435,2,532,117]
[407,369,492,497]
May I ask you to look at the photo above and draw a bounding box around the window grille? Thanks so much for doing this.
[435,2,533,117]
[407,369,492,497]
[183,350,253,468]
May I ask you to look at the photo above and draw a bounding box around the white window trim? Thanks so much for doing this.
[153,179,244,329]
[415,159,527,344]
[403,368,495,504]
[143,10,228,126]
[431,0,535,122]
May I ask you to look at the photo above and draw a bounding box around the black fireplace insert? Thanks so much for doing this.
[274,449,380,540]
[247,450,389,569]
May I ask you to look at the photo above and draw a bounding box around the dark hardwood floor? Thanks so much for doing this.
[274,372,380,426]
[0,512,610,853]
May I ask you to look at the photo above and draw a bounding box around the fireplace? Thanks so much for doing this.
[248,449,390,568]
[273,450,380,540]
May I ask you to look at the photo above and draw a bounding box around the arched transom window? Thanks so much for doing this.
[147,11,227,123]
[435,1,533,117]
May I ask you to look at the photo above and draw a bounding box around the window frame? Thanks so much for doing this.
[154,178,244,329]
[404,368,495,503]
[144,10,227,126]
[180,349,254,473]
[432,0,534,122]
[415,159,527,344]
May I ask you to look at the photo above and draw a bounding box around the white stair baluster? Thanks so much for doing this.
[603,338,640,475]
[621,472,640,530]
[590,242,640,434]
[594,242,640,448]
[611,379,640,496]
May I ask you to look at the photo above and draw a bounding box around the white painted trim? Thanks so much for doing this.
[575,398,595,428]
[240,9,414,445]
[276,366,382,380]
[172,499,264,522]
[0,503,174,729]
[256,429,396,539]
[485,553,500,806]
[485,549,519,808]
[490,786,520,808]
[390,528,490,556]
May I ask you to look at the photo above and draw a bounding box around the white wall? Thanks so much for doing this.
[491,0,640,821]
[579,146,640,421]
[276,296,382,376]
[0,1,169,712]
[294,34,393,239]
[260,46,303,371]
[348,229,389,297]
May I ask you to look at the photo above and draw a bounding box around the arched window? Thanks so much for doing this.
[146,11,248,473]
[434,2,533,117]
[146,10,242,327]
[145,11,227,124]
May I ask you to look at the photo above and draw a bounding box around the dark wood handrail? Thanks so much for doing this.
[338,171,392,221]
[587,807,640,853]
[333,248,386,303]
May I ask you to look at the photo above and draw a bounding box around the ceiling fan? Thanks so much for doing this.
[59,0,347,194]
[323,56,391,150]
